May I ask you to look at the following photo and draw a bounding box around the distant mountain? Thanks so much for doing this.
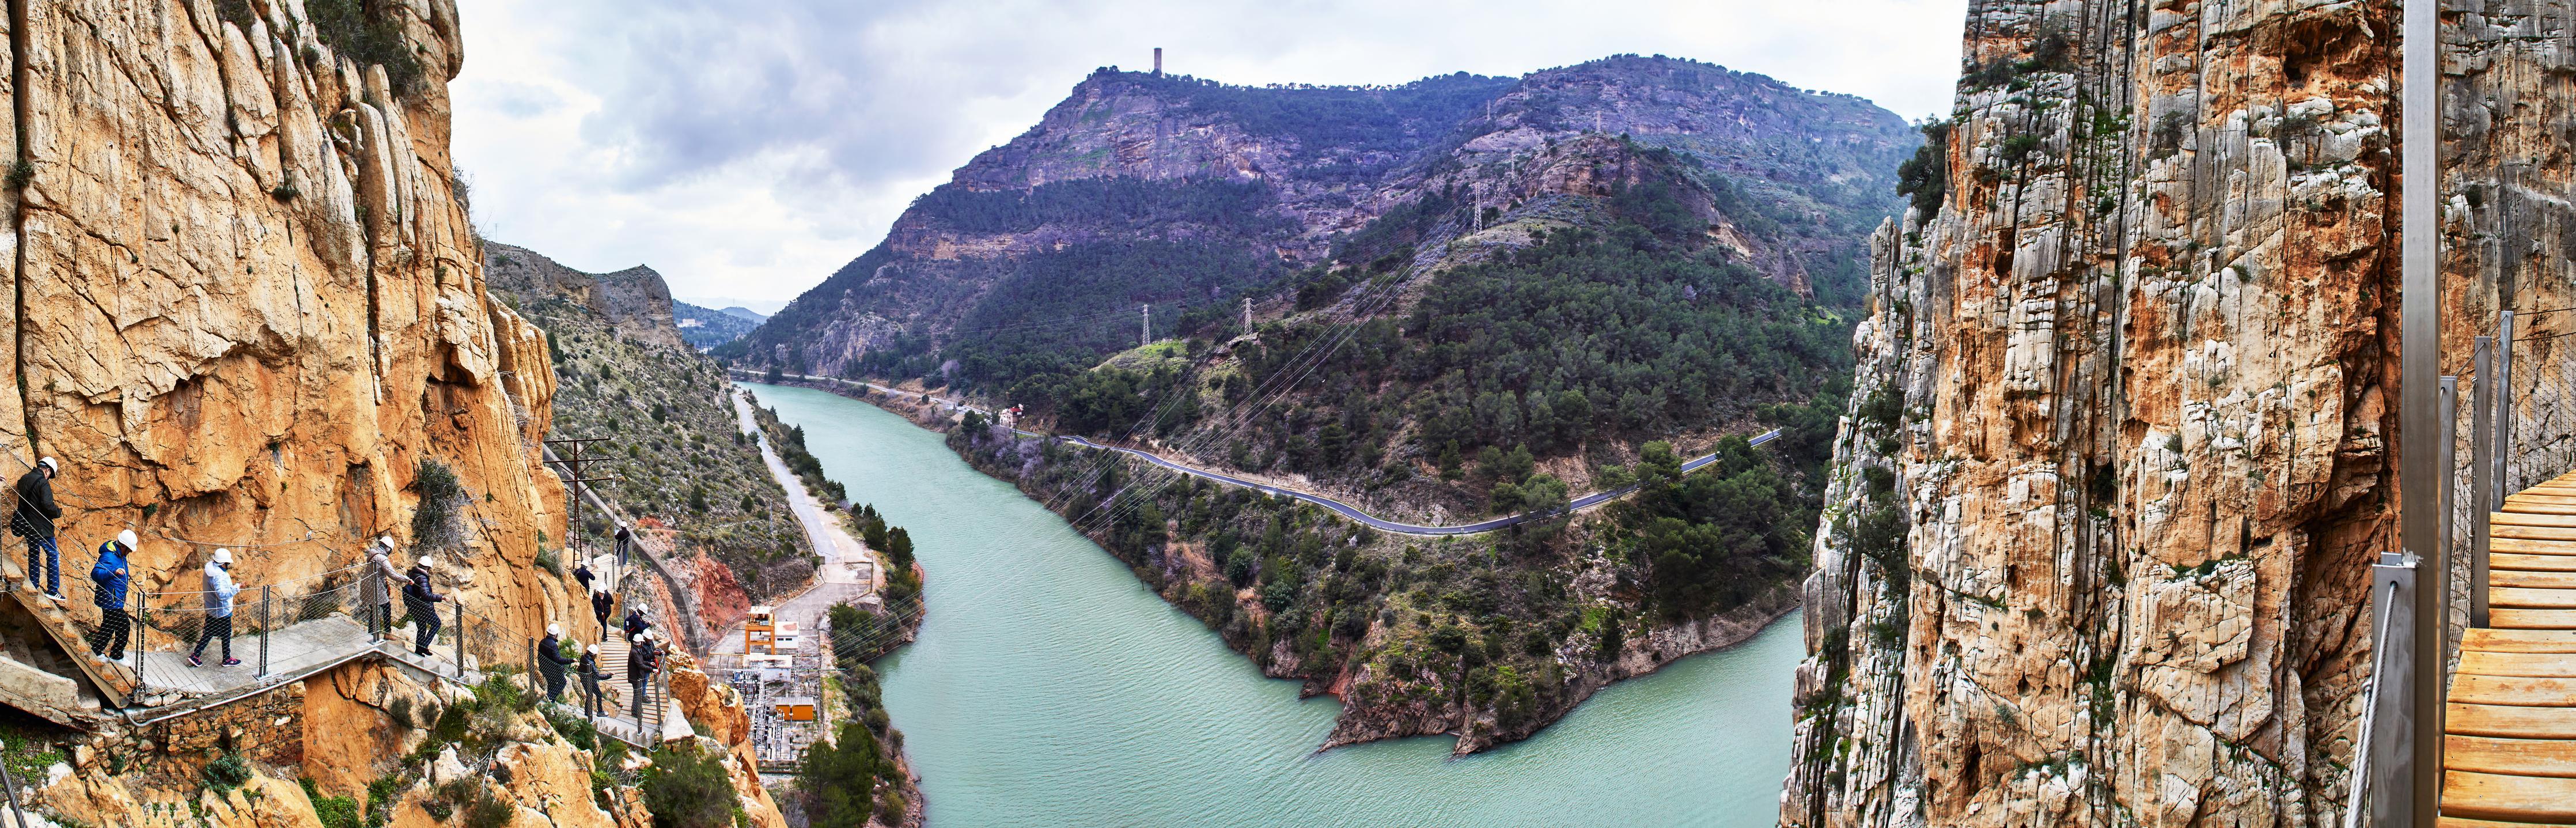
[674,301,760,349]
[718,306,768,323]
[726,55,1913,381]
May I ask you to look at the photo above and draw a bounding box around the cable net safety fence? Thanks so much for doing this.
[135,564,373,698]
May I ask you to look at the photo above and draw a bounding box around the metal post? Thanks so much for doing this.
[128,591,143,690]
[454,602,467,677]
[2368,551,2422,828]
[2470,338,2495,628]
[257,585,271,678]
[2400,0,2443,819]
[0,739,28,828]
[2497,311,2516,497]
[529,637,540,700]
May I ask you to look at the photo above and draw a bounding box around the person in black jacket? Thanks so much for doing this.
[10,458,63,602]
[622,607,650,642]
[590,587,616,638]
[403,556,445,657]
[578,644,611,717]
[627,630,659,720]
[571,561,594,593]
[613,524,634,565]
[537,623,574,702]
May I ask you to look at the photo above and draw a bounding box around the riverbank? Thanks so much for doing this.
[744,376,1804,756]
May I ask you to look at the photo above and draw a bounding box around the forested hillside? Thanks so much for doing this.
[733,54,1909,752]
[486,243,813,603]
[676,300,761,349]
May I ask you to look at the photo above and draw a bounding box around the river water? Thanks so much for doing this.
[747,382,1801,828]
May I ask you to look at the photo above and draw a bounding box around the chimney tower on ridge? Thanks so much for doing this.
[1154,47,1164,77]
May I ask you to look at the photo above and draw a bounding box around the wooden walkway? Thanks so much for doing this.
[2443,471,2576,824]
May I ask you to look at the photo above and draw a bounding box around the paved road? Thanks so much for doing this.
[1059,429,1782,536]
[737,371,1785,537]
[720,387,877,660]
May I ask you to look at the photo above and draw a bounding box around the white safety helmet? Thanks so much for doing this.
[547,623,561,637]
[586,644,598,655]
[212,548,233,566]
[36,457,55,475]
[374,535,396,553]
[419,555,437,570]
[116,530,137,550]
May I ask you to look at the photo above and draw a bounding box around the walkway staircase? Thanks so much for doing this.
[2440,470,2576,823]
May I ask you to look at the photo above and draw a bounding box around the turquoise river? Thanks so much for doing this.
[747,382,1801,827]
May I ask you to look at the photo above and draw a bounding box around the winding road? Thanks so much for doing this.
[736,370,1785,536]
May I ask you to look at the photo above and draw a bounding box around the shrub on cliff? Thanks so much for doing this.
[641,744,744,827]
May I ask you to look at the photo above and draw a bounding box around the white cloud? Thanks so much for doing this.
[451,0,1969,304]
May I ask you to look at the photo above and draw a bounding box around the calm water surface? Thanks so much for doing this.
[748,382,1798,828]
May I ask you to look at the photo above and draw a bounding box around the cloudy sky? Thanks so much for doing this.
[450,0,1971,311]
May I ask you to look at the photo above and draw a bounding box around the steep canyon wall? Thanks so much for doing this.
[1783,1,2576,826]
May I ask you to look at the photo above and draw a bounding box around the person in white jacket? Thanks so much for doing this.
[188,548,241,667]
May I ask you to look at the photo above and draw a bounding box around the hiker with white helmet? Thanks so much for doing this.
[9,457,63,602]
[87,530,135,663]
[538,622,575,702]
[578,643,611,717]
[360,535,404,641]
[188,548,241,667]
[628,628,659,720]
[403,554,446,657]
[590,586,616,638]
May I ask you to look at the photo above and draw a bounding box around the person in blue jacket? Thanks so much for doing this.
[86,530,134,663]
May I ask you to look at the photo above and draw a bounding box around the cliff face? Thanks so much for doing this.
[0,1,786,825]
[5,0,567,632]
[1786,2,2576,826]
[728,55,1917,378]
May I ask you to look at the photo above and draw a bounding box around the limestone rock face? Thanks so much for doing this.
[1783,2,2576,826]
[5,0,565,640]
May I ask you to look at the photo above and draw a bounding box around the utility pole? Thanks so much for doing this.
[1242,298,1253,336]
[544,437,618,533]
[1141,304,1151,348]
[2397,0,2441,823]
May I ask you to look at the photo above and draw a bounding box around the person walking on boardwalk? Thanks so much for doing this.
[539,623,575,702]
[613,524,634,566]
[590,587,615,638]
[10,458,63,602]
[188,549,240,667]
[404,555,446,658]
[572,559,594,593]
[87,530,134,663]
[578,643,611,717]
[361,536,403,641]
[628,629,659,721]
[623,607,650,642]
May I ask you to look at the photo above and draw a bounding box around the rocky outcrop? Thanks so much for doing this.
[487,241,686,350]
[1783,2,2576,826]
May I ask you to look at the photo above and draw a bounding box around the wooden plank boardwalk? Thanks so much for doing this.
[2442,471,2576,824]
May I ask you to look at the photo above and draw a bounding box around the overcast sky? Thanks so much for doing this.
[449,0,1971,311]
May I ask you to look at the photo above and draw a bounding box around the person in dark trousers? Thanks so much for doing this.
[10,457,63,602]
[627,629,661,720]
[404,555,446,657]
[613,525,634,566]
[362,536,403,640]
[590,587,616,638]
[622,607,650,642]
[571,561,594,593]
[538,623,574,702]
[188,549,240,667]
[87,530,134,663]
[578,643,611,717]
